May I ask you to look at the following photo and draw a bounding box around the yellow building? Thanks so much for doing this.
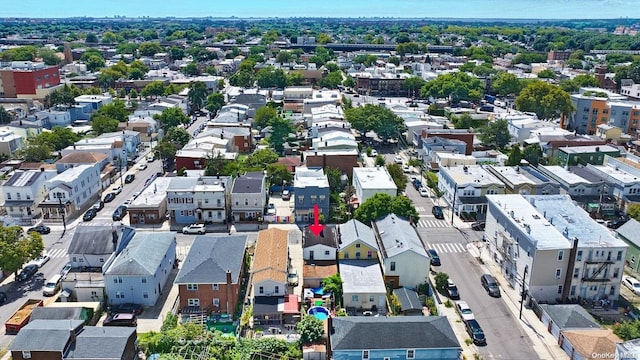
[337,219,379,260]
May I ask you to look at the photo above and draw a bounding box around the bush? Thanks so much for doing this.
[425,297,438,316]
[435,272,450,293]
[444,299,453,308]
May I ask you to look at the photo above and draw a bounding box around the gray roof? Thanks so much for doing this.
[338,219,377,250]
[232,172,265,193]
[174,235,247,285]
[5,170,42,187]
[10,320,84,351]
[303,225,338,248]
[330,316,460,351]
[392,287,422,312]
[539,304,601,330]
[374,214,427,259]
[30,307,84,321]
[617,219,640,249]
[67,326,136,359]
[339,259,386,294]
[105,232,175,276]
[67,223,121,255]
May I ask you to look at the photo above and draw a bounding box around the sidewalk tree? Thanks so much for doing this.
[164,127,191,149]
[187,81,208,114]
[403,76,426,98]
[434,272,450,293]
[154,141,177,160]
[354,193,418,224]
[386,163,407,191]
[205,92,225,114]
[515,81,575,120]
[296,316,324,344]
[0,226,44,275]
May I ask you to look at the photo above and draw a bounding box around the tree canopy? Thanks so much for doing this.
[153,107,190,129]
[479,119,511,149]
[421,72,484,103]
[515,81,575,120]
[0,227,44,275]
[353,193,419,224]
[296,316,324,345]
[345,104,405,140]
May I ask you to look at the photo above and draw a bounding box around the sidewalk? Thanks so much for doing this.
[467,243,569,360]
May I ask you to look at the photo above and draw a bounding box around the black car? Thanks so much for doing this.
[412,179,423,190]
[466,319,487,345]
[83,209,97,222]
[103,313,137,327]
[608,218,629,229]
[112,205,128,221]
[124,174,135,184]
[471,221,486,231]
[0,291,6,304]
[27,225,51,234]
[447,280,460,300]
[103,192,116,203]
[432,206,444,219]
[109,303,143,315]
[16,264,38,282]
[428,249,441,266]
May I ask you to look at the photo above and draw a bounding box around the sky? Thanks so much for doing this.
[2,0,640,19]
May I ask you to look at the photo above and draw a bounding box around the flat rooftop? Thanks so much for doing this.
[353,167,397,190]
[558,145,619,154]
[538,166,594,185]
[443,165,503,187]
[129,177,172,207]
[589,164,640,184]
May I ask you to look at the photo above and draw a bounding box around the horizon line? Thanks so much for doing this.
[0,16,637,21]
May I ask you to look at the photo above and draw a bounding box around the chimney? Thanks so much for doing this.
[226,270,232,284]
[69,328,77,344]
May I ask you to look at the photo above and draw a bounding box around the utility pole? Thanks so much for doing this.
[450,190,456,226]
[58,197,66,231]
[519,265,529,320]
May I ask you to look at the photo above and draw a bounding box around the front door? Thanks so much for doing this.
[310,251,314,260]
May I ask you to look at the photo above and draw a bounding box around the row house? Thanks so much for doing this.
[2,169,56,224]
[486,165,561,196]
[166,176,232,225]
[231,172,267,222]
[39,163,101,221]
[437,165,506,217]
[196,126,252,153]
[293,166,330,223]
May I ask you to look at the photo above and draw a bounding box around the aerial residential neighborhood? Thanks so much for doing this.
[2,8,640,360]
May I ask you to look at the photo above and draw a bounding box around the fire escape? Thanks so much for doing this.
[581,251,614,283]
[496,231,518,287]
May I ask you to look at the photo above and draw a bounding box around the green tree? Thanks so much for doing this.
[164,127,191,149]
[354,193,418,224]
[0,226,44,275]
[45,84,81,108]
[325,167,343,193]
[155,141,177,160]
[91,114,119,135]
[296,316,324,344]
[256,66,288,88]
[0,107,11,124]
[266,163,293,187]
[205,92,225,114]
[247,148,279,167]
[317,71,343,89]
[187,81,208,114]
[613,321,640,341]
[492,72,522,96]
[506,146,523,166]
[182,63,200,76]
[129,89,139,100]
[31,126,81,151]
[435,272,450,293]
[169,46,185,61]
[85,33,99,43]
[85,55,105,72]
[229,70,255,87]
[375,155,386,166]
[268,117,295,154]
[421,72,484,103]
[153,107,190,129]
[386,163,408,192]
[275,50,293,64]
[15,143,52,162]
[403,77,426,98]
[343,76,355,89]
[345,104,404,140]
[322,273,343,307]
[141,81,166,99]
[94,100,129,122]
[479,119,511,149]
[537,69,556,79]
[515,81,575,120]
[138,42,163,57]
[522,143,543,166]
[254,106,278,130]
[38,48,62,66]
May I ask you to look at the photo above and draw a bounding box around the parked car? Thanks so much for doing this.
[455,301,475,321]
[447,279,460,300]
[124,174,135,184]
[432,206,444,219]
[112,186,123,195]
[428,249,441,266]
[481,274,501,297]
[182,223,206,235]
[471,221,486,231]
[394,155,403,164]
[465,319,487,345]
[282,190,291,200]
[402,164,411,173]
[16,264,38,282]
[29,253,50,268]
[27,225,50,234]
[83,208,97,222]
[419,187,429,197]
[267,203,276,215]
[137,163,147,170]
[287,269,299,287]
[608,218,629,229]
[60,263,72,277]
[112,205,128,221]
[92,200,104,211]
[623,276,640,295]
[109,303,143,315]
[123,199,133,206]
[103,192,116,203]
[0,291,6,304]
[103,313,137,327]
[412,179,423,190]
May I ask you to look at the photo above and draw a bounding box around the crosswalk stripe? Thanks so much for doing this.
[429,243,467,254]
[48,248,67,258]
[415,207,426,212]
[417,219,450,228]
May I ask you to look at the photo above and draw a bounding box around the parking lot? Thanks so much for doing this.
[268,192,294,221]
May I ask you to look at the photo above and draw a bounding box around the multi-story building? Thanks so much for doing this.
[437,165,506,217]
[557,145,621,167]
[166,176,231,224]
[567,90,640,135]
[352,167,397,204]
[293,166,330,223]
[1,169,56,224]
[0,128,24,157]
[485,194,627,303]
[0,61,61,99]
[39,164,102,220]
[230,172,266,222]
[486,165,560,195]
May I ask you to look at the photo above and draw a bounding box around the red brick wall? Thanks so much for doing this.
[178,268,244,314]
[423,131,475,155]
[13,67,60,96]
[305,154,358,176]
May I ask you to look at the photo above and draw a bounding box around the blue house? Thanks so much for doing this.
[293,166,330,223]
[104,232,177,307]
[329,316,461,360]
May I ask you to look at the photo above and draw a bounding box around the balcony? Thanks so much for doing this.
[585,257,614,265]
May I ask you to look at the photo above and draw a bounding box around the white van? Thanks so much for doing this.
[146,153,155,162]
[43,274,62,296]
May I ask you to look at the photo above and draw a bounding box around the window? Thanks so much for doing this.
[617,251,623,261]
[117,276,123,283]
[577,251,583,261]
[557,285,563,294]
[573,268,580,279]
[22,351,31,359]
[390,262,396,271]
[610,286,616,296]
[558,250,564,261]
[355,252,361,258]
[275,286,280,294]
[143,292,149,299]
[555,269,562,279]
[367,251,373,259]
[213,284,219,291]
[141,277,147,283]
[614,268,620,278]
[355,243,361,248]
[570,285,576,296]
[407,350,415,359]
[187,298,200,307]
[362,350,369,360]
[99,258,105,263]
[259,286,264,294]
[325,250,330,256]
[213,298,220,307]
[352,295,359,302]
[116,291,124,299]
[187,284,198,291]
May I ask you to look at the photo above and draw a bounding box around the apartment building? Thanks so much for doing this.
[567,91,640,135]
[0,61,61,99]
[485,194,627,303]
[352,167,397,204]
[437,165,506,216]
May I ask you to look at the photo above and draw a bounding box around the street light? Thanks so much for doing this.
[58,197,66,231]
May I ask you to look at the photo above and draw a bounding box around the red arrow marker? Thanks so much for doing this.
[309,204,325,236]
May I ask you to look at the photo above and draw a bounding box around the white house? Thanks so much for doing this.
[39,163,101,220]
[352,167,398,204]
[1,169,56,223]
[339,259,387,314]
[302,225,338,261]
[231,172,266,222]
